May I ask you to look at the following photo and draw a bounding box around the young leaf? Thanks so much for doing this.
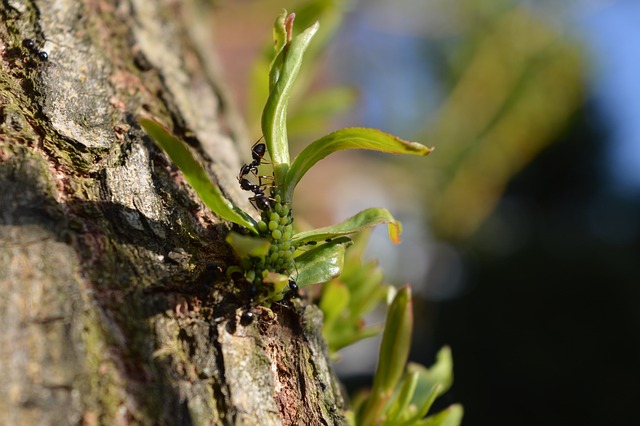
[359,286,414,426]
[401,347,455,423]
[225,232,271,258]
[292,207,402,246]
[285,127,433,200]
[262,14,319,186]
[384,371,419,425]
[415,404,464,426]
[294,238,350,287]
[140,118,258,233]
[375,286,413,394]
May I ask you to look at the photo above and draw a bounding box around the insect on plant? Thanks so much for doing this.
[238,139,275,212]
[140,11,431,306]
[141,9,463,426]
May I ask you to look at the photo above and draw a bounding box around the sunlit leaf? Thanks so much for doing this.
[262,14,319,185]
[415,404,464,426]
[248,1,349,135]
[285,127,433,200]
[399,347,455,425]
[359,286,413,426]
[292,207,403,246]
[225,232,271,258]
[384,371,419,425]
[140,118,258,233]
[376,286,413,393]
[294,238,350,287]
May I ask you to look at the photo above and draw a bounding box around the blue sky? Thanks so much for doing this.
[577,0,640,193]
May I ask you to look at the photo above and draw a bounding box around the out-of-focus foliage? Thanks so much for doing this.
[242,0,584,243]
[349,288,461,426]
[320,230,388,355]
[420,4,584,240]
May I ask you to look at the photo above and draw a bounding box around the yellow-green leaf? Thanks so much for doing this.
[140,118,258,233]
[285,127,432,201]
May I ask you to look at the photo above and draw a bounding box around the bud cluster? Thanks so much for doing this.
[257,194,296,274]
[240,192,296,300]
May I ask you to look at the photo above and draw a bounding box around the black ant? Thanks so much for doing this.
[240,177,272,211]
[22,39,48,61]
[238,139,267,181]
[238,138,274,211]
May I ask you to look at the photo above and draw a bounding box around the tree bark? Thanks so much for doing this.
[0,1,345,424]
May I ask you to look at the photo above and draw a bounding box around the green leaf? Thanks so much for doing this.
[285,127,433,201]
[262,15,320,186]
[376,286,413,394]
[292,207,403,246]
[140,118,258,233]
[225,232,271,258]
[328,324,383,354]
[384,371,419,425]
[415,404,464,426]
[343,262,386,318]
[271,11,288,67]
[294,238,350,288]
[359,286,414,426]
[319,280,350,332]
[405,347,455,422]
[390,347,455,426]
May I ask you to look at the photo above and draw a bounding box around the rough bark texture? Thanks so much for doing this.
[0,1,345,424]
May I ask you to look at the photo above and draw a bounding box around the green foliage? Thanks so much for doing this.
[142,7,461,425]
[139,118,258,233]
[351,288,462,426]
[141,11,431,305]
[320,230,387,354]
[247,0,355,138]
[285,128,432,202]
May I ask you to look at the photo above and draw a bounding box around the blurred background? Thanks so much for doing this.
[211,0,640,424]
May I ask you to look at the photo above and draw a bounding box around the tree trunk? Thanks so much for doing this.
[0,1,345,424]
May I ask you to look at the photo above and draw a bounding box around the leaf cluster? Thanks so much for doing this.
[351,287,462,426]
[141,10,430,303]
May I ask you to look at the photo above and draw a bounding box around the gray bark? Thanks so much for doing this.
[0,1,345,424]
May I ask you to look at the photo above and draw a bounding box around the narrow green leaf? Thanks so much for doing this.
[395,384,441,426]
[285,127,433,200]
[225,232,271,258]
[262,16,320,186]
[384,371,419,425]
[292,207,402,246]
[415,404,464,426]
[140,118,258,233]
[394,347,455,425]
[359,286,414,426]
[405,347,455,421]
[294,238,350,288]
[376,286,413,393]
